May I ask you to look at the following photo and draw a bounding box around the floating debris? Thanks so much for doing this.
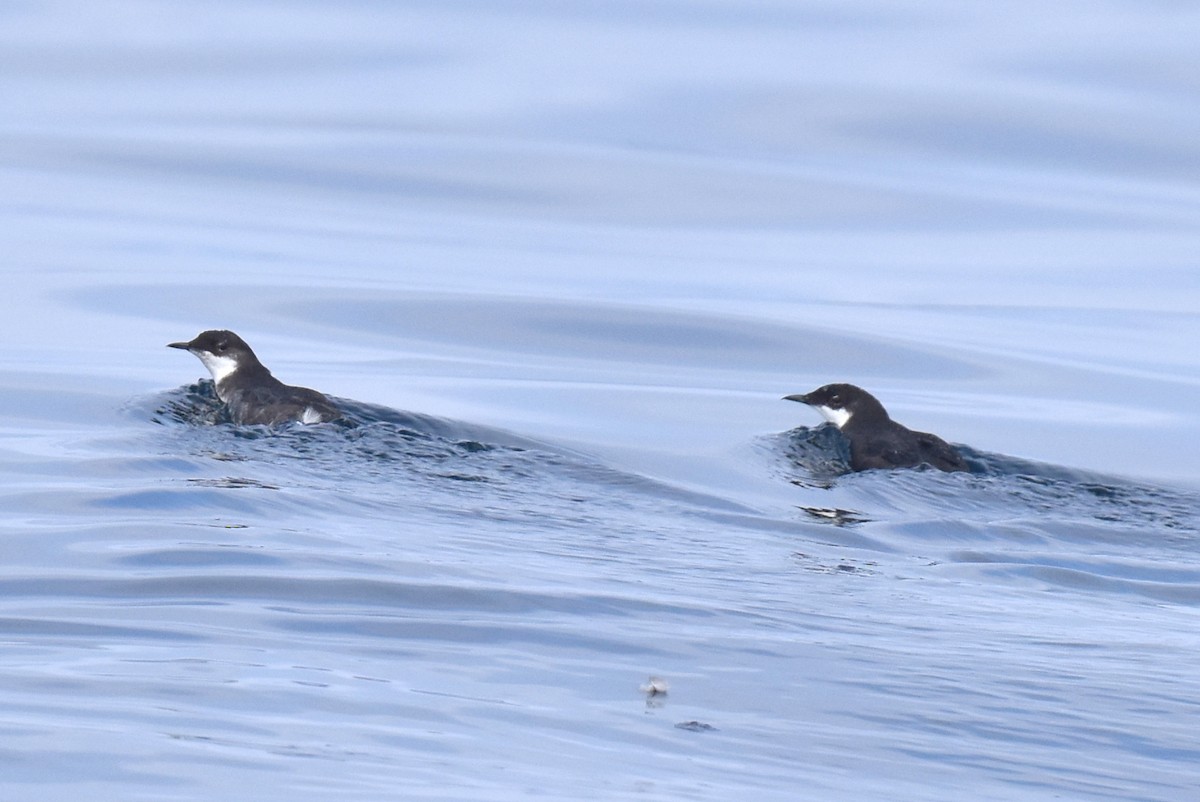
[798,506,870,526]
[675,721,717,733]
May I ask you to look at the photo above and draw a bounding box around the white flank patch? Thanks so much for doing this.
[815,404,852,429]
[195,352,239,384]
[300,406,324,425]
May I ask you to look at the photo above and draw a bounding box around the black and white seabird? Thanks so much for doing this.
[168,329,340,426]
[784,383,968,473]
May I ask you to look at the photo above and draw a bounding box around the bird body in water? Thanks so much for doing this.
[169,329,340,426]
[785,383,967,473]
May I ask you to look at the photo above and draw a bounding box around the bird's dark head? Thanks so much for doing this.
[783,383,888,430]
[168,329,259,383]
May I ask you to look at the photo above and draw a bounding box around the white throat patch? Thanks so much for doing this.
[814,405,852,429]
[195,352,239,385]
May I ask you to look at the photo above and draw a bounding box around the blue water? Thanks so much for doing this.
[4,2,1200,800]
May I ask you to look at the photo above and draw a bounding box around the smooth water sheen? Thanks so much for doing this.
[3,2,1200,800]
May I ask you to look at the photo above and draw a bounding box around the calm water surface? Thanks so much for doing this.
[3,2,1200,800]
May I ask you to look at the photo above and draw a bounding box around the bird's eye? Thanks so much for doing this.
[215,341,228,353]
[830,395,841,404]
